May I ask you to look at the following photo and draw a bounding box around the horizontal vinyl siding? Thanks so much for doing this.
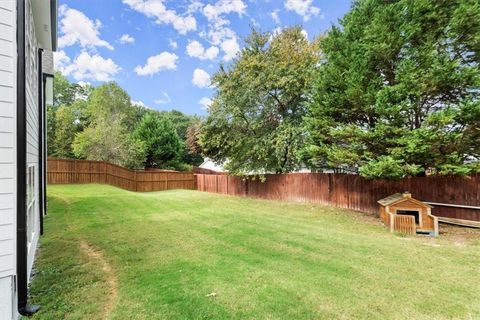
[0,116,14,132]
[0,208,13,225]
[0,101,14,117]
[0,163,13,177]
[0,194,14,210]
[0,2,16,319]
[25,0,40,281]
[0,276,13,320]
[0,39,14,58]
[0,54,14,72]
[0,22,13,42]
[0,1,15,280]
[0,1,14,11]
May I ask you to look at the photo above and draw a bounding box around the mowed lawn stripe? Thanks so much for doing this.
[30,185,480,320]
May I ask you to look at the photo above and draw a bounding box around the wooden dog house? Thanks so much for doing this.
[378,192,439,236]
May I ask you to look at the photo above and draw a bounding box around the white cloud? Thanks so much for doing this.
[284,0,321,21]
[250,18,260,28]
[77,81,91,87]
[119,34,135,44]
[205,46,220,60]
[58,5,113,50]
[123,0,196,34]
[203,0,247,22]
[59,51,121,81]
[154,92,171,104]
[53,50,71,73]
[195,1,245,61]
[271,9,280,24]
[131,100,151,108]
[199,97,213,110]
[187,0,204,13]
[186,40,219,60]
[202,26,237,46]
[192,68,211,88]
[301,29,309,39]
[169,39,178,49]
[220,38,239,61]
[272,27,283,37]
[135,52,178,76]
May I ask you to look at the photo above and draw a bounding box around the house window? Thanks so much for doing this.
[26,165,36,246]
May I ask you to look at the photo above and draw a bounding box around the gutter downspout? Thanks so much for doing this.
[38,48,44,235]
[16,0,40,315]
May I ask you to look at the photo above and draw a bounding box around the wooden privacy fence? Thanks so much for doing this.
[195,173,480,222]
[48,158,480,222]
[48,158,195,192]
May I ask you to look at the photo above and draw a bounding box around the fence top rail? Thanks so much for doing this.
[424,202,480,211]
[194,172,479,179]
[48,158,195,175]
[48,157,105,164]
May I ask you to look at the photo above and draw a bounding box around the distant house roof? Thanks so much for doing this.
[199,158,225,172]
[378,192,432,208]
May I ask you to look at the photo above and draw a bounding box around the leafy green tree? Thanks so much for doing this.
[49,73,92,156]
[73,82,147,168]
[46,105,56,156]
[133,112,182,168]
[201,27,319,174]
[161,110,192,140]
[53,72,76,107]
[53,105,77,158]
[161,110,203,166]
[53,72,92,107]
[305,0,480,179]
[87,82,138,130]
[73,116,146,169]
[186,120,202,155]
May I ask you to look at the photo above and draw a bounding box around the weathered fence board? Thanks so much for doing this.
[48,158,195,192]
[194,173,480,222]
[394,215,416,235]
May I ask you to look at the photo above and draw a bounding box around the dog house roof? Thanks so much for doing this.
[378,192,432,208]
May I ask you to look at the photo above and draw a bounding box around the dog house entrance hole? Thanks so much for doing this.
[396,210,420,224]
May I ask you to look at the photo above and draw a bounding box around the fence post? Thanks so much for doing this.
[74,159,77,183]
[203,174,206,192]
[165,174,168,190]
[134,171,137,192]
[104,162,107,184]
[216,175,219,193]
[226,176,229,195]
[328,174,333,203]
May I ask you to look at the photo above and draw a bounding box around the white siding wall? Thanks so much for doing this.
[25,0,40,281]
[0,0,16,278]
[0,1,17,319]
[0,276,14,320]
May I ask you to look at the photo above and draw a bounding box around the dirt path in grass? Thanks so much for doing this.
[80,241,118,320]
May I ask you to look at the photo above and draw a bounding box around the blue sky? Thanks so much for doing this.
[55,0,352,115]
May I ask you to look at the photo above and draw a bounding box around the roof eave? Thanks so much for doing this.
[50,0,57,51]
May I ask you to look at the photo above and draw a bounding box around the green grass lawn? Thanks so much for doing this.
[30,184,480,320]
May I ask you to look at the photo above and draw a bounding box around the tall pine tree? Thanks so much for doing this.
[305,0,480,178]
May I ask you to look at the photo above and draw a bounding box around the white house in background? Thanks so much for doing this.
[0,0,57,318]
[199,158,313,174]
[199,158,226,173]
